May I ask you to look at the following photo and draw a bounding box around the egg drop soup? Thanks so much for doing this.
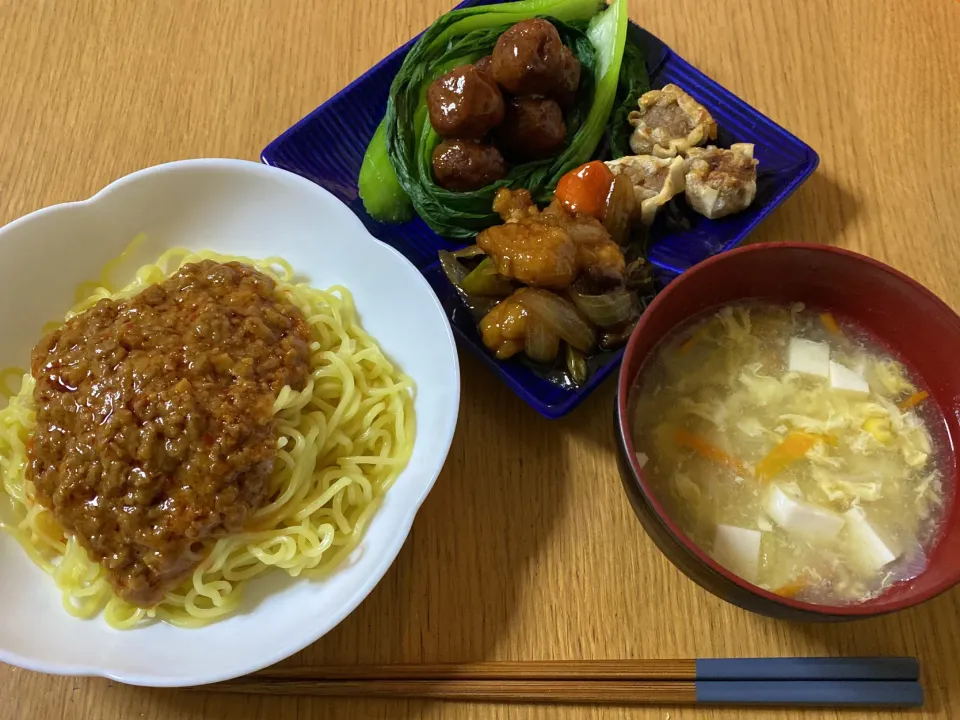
[629,302,950,605]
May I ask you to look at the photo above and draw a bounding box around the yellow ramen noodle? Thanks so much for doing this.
[0,241,415,628]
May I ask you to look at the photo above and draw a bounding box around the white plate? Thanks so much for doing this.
[0,159,460,686]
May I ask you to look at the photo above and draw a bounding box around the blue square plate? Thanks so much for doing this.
[262,0,819,418]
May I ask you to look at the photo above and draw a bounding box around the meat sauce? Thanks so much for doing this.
[28,260,312,607]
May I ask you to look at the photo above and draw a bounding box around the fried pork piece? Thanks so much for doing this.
[477,218,579,290]
[480,192,627,290]
[628,84,718,158]
[684,143,758,219]
[542,201,625,287]
[493,188,539,223]
[605,155,686,225]
[480,294,528,359]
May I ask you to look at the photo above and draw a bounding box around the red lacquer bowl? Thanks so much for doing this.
[615,243,960,620]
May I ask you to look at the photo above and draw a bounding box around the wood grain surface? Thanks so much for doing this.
[1,1,959,718]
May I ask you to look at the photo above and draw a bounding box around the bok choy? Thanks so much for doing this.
[358,0,633,238]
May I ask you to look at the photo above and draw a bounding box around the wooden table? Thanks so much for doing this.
[1,1,958,718]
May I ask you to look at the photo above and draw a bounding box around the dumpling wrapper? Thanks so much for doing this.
[684,143,759,220]
[627,84,718,158]
[605,155,686,225]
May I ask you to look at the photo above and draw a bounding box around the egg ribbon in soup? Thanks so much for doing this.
[630,302,947,606]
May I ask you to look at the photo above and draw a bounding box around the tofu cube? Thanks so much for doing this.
[765,485,845,543]
[788,338,830,378]
[829,361,870,395]
[712,524,762,583]
[844,507,901,573]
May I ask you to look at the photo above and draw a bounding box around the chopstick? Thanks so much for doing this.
[240,657,919,682]
[246,659,698,681]
[211,679,699,704]
[209,658,923,708]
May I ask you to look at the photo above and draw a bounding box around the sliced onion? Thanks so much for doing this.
[518,288,596,351]
[565,344,588,385]
[569,284,635,328]
[452,244,485,259]
[603,174,635,246]
[438,250,467,289]
[440,250,502,319]
[524,317,561,363]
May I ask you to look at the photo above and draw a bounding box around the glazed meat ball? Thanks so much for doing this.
[552,45,581,109]
[427,64,505,140]
[432,140,507,192]
[474,54,494,78]
[495,97,566,162]
[491,18,564,96]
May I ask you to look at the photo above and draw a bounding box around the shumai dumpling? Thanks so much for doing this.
[628,84,718,158]
[684,143,759,220]
[605,155,686,225]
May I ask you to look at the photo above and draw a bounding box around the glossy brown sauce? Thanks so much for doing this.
[28,260,312,607]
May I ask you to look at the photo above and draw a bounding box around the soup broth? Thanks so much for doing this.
[630,302,949,605]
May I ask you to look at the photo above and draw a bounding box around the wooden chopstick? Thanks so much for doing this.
[208,659,924,708]
[246,659,696,681]
[209,679,698,704]
[209,678,923,707]
[243,657,919,682]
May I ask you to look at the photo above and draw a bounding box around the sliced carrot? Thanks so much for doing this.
[756,432,827,482]
[678,336,698,355]
[773,573,811,599]
[810,432,838,447]
[678,327,707,355]
[898,390,929,411]
[554,161,614,220]
[819,312,842,336]
[673,427,746,476]
[773,579,805,599]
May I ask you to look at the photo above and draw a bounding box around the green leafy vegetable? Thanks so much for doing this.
[358,122,413,224]
[460,258,514,296]
[565,344,589,385]
[607,40,651,159]
[359,0,631,238]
